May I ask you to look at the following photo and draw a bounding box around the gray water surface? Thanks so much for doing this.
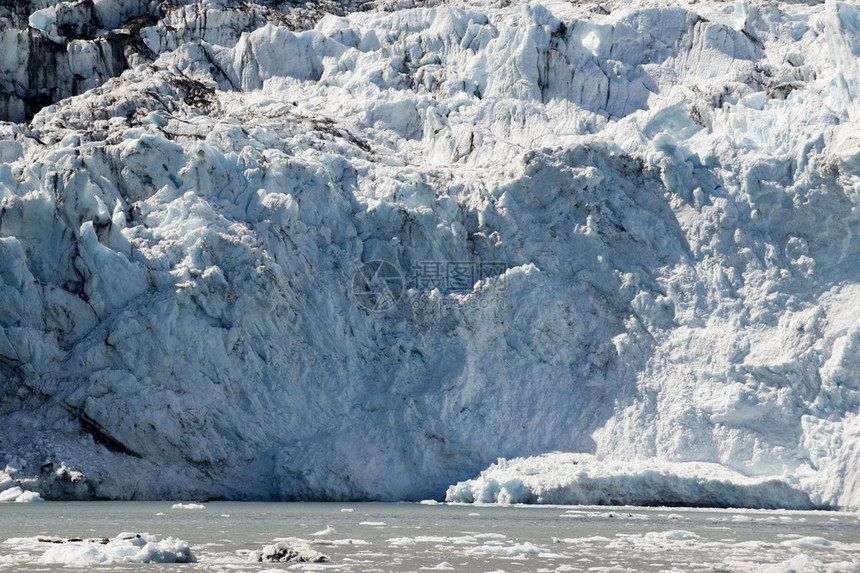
[2,502,859,572]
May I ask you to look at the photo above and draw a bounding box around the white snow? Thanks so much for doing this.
[0,0,859,509]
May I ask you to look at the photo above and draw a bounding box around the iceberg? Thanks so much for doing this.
[250,539,328,563]
[445,453,817,509]
[0,0,859,509]
[171,502,206,509]
[36,533,195,565]
[0,486,44,503]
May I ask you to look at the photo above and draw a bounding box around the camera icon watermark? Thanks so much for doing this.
[352,260,404,312]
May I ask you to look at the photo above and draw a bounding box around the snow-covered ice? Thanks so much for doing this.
[250,538,329,563]
[6,533,196,565]
[0,0,859,508]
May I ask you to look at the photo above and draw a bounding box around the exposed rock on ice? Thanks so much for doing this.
[35,533,196,564]
[0,0,375,122]
[445,453,818,509]
[0,0,859,508]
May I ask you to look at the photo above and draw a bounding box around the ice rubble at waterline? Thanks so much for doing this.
[0,0,859,508]
[446,453,819,508]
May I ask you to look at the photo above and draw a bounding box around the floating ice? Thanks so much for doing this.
[643,530,699,541]
[312,525,337,536]
[250,539,328,563]
[422,562,455,570]
[467,542,549,556]
[780,536,834,549]
[388,535,480,546]
[171,503,205,509]
[37,533,195,565]
[0,487,44,503]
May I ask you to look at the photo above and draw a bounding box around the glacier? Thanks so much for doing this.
[0,0,859,508]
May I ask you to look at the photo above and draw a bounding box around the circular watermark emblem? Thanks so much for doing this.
[352,260,404,312]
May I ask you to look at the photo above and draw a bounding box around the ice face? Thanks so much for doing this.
[445,453,817,509]
[0,0,859,508]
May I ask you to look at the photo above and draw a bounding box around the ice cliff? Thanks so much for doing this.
[1,0,859,508]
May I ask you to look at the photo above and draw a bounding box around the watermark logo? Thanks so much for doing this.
[411,261,508,292]
[352,260,404,312]
[352,259,509,313]
[410,292,508,311]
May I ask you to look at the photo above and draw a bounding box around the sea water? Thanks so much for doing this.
[1,502,859,571]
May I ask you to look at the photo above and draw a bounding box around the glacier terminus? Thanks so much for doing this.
[0,0,859,510]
